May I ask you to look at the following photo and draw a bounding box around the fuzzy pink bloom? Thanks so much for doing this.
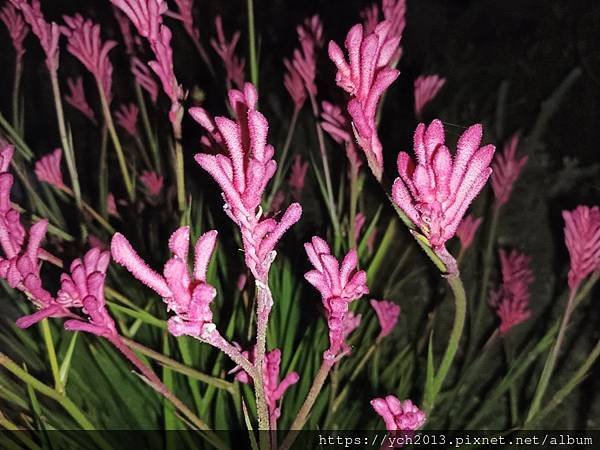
[211,16,245,89]
[563,205,600,291]
[414,75,446,119]
[288,155,308,200]
[191,83,302,282]
[360,4,379,35]
[304,236,369,361]
[140,170,163,196]
[328,21,401,180]
[231,347,299,425]
[59,248,117,338]
[113,7,135,56]
[64,77,97,124]
[490,249,534,335]
[371,396,426,432]
[455,213,482,251]
[61,14,117,102]
[370,299,400,340]
[115,103,139,136]
[392,120,495,273]
[382,0,406,42]
[171,0,199,42]
[112,228,222,341]
[321,100,362,178]
[132,56,159,104]
[283,60,306,112]
[110,0,166,40]
[0,3,28,63]
[491,133,527,206]
[11,0,59,72]
[107,192,118,217]
[289,15,323,99]
[34,148,66,191]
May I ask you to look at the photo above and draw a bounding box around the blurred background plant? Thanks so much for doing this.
[0,0,598,449]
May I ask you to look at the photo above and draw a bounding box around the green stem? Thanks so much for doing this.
[134,83,161,172]
[49,70,82,210]
[280,360,334,450]
[246,0,258,89]
[254,283,272,450]
[97,82,135,201]
[504,336,519,425]
[39,319,63,395]
[99,124,109,218]
[423,273,467,413]
[526,287,578,422]
[0,113,33,160]
[348,170,359,249]
[11,58,22,132]
[174,137,186,213]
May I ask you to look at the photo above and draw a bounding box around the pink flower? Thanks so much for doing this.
[304,236,369,361]
[562,205,600,291]
[490,249,534,335]
[231,347,299,425]
[382,0,406,43]
[328,21,401,180]
[12,0,59,72]
[455,213,482,251]
[113,7,135,56]
[107,192,118,217]
[171,0,199,42]
[360,4,379,35]
[64,77,97,124]
[371,396,426,432]
[191,83,302,282]
[140,170,163,196]
[321,100,362,179]
[288,155,308,200]
[34,148,66,191]
[288,15,322,99]
[341,311,362,354]
[61,248,116,339]
[110,0,166,40]
[414,75,446,119]
[370,299,400,340]
[297,14,323,48]
[211,16,245,89]
[355,212,366,243]
[61,14,117,102]
[0,3,28,63]
[283,60,306,112]
[491,133,527,206]
[132,56,159,104]
[391,120,495,273]
[112,228,222,342]
[115,103,139,137]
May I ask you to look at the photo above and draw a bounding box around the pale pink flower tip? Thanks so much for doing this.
[414,74,446,119]
[490,249,534,335]
[562,205,600,291]
[111,228,221,342]
[392,120,495,273]
[305,236,369,360]
[371,396,426,432]
[34,148,66,191]
[115,103,139,137]
[328,21,401,179]
[455,214,483,251]
[140,170,164,196]
[491,133,527,206]
[370,299,400,340]
[64,77,97,124]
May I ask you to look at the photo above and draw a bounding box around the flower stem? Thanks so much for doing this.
[348,170,359,249]
[254,283,272,446]
[134,82,161,173]
[11,58,22,132]
[423,273,467,413]
[97,82,135,202]
[280,360,333,450]
[49,70,82,211]
[174,137,186,213]
[526,287,578,422]
[39,319,63,395]
[247,0,259,89]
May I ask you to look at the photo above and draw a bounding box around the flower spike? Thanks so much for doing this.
[0,3,28,63]
[115,103,139,137]
[64,77,97,124]
[370,299,400,340]
[371,396,426,432]
[414,74,446,120]
[491,133,527,206]
[140,170,164,197]
[562,205,600,292]
[35,148,66,191]
[455,214,482,252]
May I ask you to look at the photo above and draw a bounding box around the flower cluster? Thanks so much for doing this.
[111,228,221,342]
[490,249,534,335]
[414,74,446,119]
[0,2,28,63]
[61,14,117,102]
[140,170,163,197]
[321,100,362,179]
[562,205,600,292]
[304,236,369,361]
[392,120,495,273]
[328,20,401,180]
[371,396,426,432]
[115,103,139,137]
[455,213,482,252]
[35,148,67,191]
[64,77,97,124]
[191,83,302,283]
[232,347,299,425]
[491,133,527,207]
[211,16,245,90]
[370,299,400,340]
[288,155,308,200]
